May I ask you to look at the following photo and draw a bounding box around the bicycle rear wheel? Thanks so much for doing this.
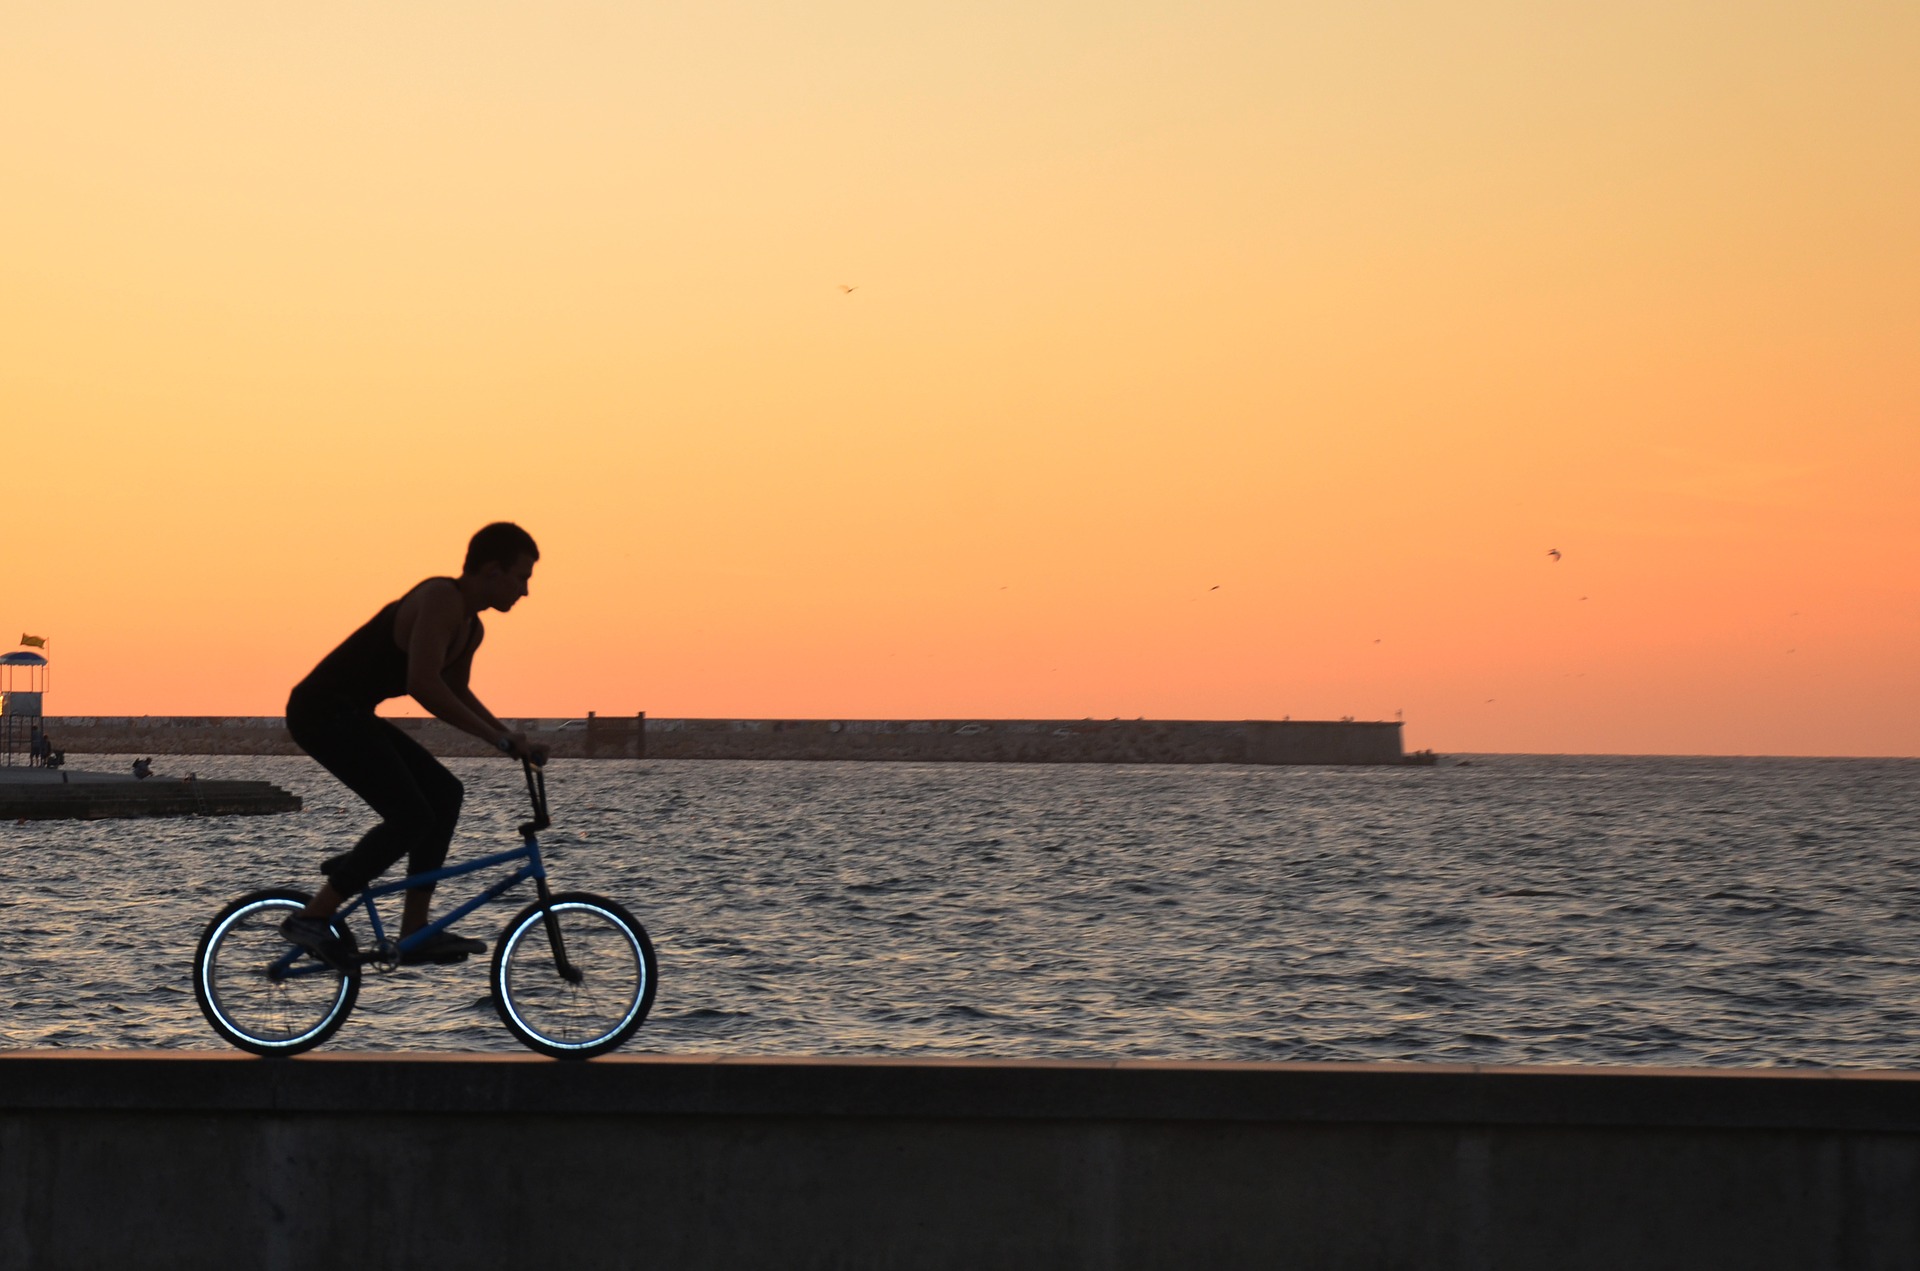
[194,889,359,1057]
[491,891,656,1059]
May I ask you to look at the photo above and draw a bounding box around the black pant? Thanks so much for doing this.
[286,693,464,897]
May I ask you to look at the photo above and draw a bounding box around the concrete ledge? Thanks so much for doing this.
[6,1051,1920,1132]
[7,1054,1920,1269]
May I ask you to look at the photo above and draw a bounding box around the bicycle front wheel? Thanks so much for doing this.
[194,889,360,1057]
[491,891,656,1059]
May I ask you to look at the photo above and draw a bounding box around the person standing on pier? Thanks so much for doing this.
[279,522,548,966]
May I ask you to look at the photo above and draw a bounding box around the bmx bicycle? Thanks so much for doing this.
[193,758,656,1059]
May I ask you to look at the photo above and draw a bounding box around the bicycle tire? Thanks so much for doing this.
[194,889,360,1057]
[491,891,656,1060]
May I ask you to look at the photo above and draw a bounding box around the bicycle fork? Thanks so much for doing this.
[535,876,585,984]
[521,761,583,985]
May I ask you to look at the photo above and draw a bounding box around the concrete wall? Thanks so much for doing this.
[4,1053,1919,1270]
[38,716,1413,765]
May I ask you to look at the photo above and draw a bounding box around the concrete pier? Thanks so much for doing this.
[0,767,300,819]
[3,1052,1918,1269]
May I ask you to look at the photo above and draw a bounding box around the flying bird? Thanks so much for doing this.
[1547,549,1562,562]
[1210,585,1220,591]
[838,284,859,294]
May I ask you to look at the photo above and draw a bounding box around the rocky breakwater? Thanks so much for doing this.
[39,716,1416,765]
[37,715,632,760]
[645,718,1412,764]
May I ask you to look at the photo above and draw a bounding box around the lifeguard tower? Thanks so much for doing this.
[1,646,48,767]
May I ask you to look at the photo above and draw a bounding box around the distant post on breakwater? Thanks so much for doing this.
[582,710,646,759]
[33,715,1433,766]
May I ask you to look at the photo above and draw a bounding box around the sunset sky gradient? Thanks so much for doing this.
[5,1,1916,754]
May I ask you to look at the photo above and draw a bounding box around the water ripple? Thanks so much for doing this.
[3,753,1919,1066]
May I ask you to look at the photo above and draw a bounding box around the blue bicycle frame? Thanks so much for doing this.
[273,759,578,981]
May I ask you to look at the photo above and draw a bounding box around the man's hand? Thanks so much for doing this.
[500,732,550,765]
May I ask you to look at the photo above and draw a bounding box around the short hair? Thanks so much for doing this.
[464,522,540,574]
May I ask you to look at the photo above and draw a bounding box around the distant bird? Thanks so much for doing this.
[838,284,858,294]
[1210,585,1220,590]
[1485,698,1496,703]
[1580,596,1588,601]
[1373,638,1381,643]
[1547,549,1562,562]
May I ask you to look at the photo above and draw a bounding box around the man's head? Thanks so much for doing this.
[463,522,539,612]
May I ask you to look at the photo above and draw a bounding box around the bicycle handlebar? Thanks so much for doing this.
[518,757,551,839]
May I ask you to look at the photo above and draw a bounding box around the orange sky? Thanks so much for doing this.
[4,2,1916,754]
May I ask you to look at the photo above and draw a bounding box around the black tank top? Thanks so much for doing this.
[292,578,483,713]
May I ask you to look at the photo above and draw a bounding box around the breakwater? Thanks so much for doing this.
[5,1052,1918,1269]
[36,716,1415,764]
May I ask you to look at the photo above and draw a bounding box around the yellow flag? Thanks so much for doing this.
[19,634,46,648]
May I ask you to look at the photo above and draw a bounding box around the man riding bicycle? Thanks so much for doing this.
[280,522,548,966]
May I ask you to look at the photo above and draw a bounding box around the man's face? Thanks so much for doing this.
[480,553,536,612]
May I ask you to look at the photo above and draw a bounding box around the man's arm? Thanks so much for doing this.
[454,679,547,762]
[402,586,514,749]
[455,684,506,736]
[444,641,546,759]
[433,603,550,763]
[445,642,503,732]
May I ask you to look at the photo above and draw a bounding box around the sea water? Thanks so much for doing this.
[4,753,1918,1067]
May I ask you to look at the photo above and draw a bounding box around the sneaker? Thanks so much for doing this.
[279,913,352,970]
[399,928,489,966]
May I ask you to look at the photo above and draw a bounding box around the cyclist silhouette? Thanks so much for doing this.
[280,523,549,966]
